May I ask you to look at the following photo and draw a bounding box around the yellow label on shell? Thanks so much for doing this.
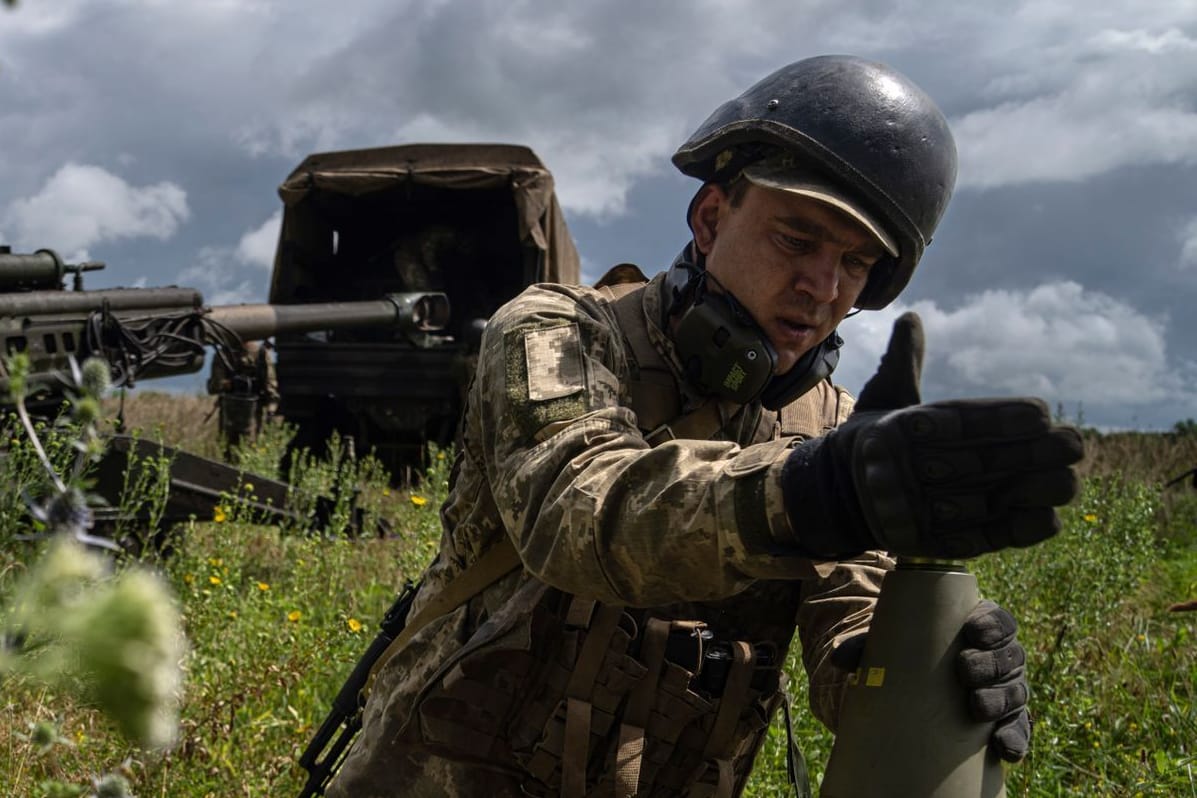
[865,667,886,687]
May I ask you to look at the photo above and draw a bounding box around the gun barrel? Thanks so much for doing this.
[0,287,203,317]
[0,248,106,292]
[205,293,449,340]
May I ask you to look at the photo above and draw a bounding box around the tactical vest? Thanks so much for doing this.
[372,270,850,798]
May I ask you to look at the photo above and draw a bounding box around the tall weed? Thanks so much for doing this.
[1,402,449,795]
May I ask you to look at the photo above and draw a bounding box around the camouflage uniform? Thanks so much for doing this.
[328,272,892,798]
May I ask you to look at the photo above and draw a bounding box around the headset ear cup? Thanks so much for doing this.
[673,288,777,404]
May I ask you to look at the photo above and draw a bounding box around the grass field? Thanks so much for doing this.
[1,393,1195,797]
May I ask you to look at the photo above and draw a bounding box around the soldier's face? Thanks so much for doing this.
[692,183,885,376]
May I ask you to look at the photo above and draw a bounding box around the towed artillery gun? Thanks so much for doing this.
[0,245,449,541]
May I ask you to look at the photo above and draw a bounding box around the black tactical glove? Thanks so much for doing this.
[830,599,1031,762]
[958,599,1031,761]
[780,312,1084,559]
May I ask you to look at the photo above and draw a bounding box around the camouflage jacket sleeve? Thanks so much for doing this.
[469,283,849,607]
[795,550,894,730]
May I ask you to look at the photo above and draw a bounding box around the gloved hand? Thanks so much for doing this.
[830,599,1031,762]
[958,600,1030,761]
[780,312,1084,559]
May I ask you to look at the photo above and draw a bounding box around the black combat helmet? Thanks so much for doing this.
[672,54,958,310]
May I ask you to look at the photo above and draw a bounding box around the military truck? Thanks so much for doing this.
[267,143,581,475]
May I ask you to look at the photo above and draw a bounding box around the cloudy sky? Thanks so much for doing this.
[1,0,1195,430]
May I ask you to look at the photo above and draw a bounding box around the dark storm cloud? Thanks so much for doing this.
[0,0,1194,426]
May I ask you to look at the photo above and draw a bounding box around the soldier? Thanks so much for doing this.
[206,339,278,460]
[327,56,1083,797]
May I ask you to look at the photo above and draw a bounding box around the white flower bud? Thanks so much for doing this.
[79,357,112,398]
[69,569,185,750]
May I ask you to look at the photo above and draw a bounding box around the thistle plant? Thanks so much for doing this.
[9,353,114,550]
[2,353,185,751]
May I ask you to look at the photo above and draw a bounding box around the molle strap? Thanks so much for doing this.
[564,602,623,697]
[696,641,756,798]
[559,599,625,797]
[562,698,592,798]
[565,597,597,628]
[614,618,673,797]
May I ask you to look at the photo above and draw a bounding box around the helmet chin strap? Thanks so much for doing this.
[664,243,843,410]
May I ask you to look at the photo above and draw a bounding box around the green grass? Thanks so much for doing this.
[1,401,1196,796]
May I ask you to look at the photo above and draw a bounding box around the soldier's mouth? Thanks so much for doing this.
[775,318,819,343]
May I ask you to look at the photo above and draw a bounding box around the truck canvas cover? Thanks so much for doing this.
[268,143,581,474]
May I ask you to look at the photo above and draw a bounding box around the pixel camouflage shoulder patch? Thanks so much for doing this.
[503,323,591,439]
[524,324,585,401]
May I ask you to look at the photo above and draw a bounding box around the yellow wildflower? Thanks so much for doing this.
[213,506,228,523]
[287,610,302,623]
[1083,513,1098,523]
[347,618,363,633]
[209,575,222,586]
[208,557,223,567]
[183,574,194,584]
[410,495,428,507]
[382,488,391,497]
[227,610,238,619]
[257,581,270,591]
[437,451,445,460]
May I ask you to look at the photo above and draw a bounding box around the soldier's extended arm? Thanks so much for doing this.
[476,285,868,606]
[777,313,1084,560]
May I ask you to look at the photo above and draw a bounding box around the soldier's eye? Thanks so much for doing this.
[779,235,813,253]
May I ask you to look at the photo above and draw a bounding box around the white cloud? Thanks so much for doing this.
[236,211,281,269]
[1180,218,1197,269]
[955,99,1197,190]
[952,22,1197,189]
[180,213,280,308]
[837,280,1187,408]
[178,245,260,306]
[1,163,189,252]
[1089,26,1197,55]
